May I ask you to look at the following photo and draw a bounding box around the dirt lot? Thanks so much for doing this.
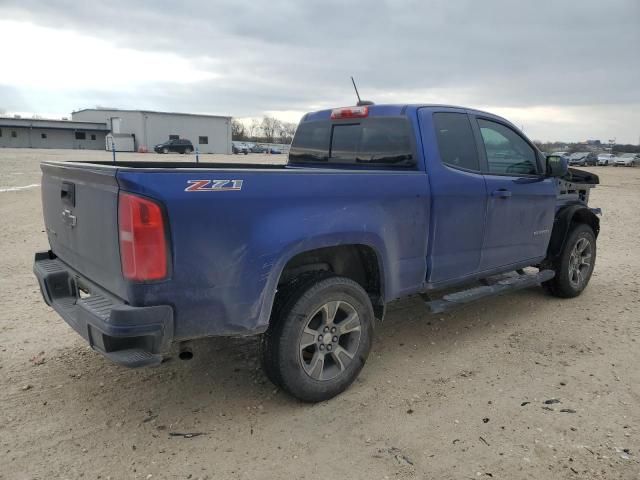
[1,148,639,480]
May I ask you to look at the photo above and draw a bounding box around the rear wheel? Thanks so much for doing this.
[184,147,193,154]
[544,223,596,298]
[261,274,374,402]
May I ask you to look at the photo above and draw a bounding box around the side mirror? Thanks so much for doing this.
[546,155,568,178]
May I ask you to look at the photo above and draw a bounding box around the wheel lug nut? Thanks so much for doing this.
[324,327,329,333]
[319,344,325,350]
[332,336,338,342]
[318,335,323,341]
[327,344,332,351]
[330,327,336,333]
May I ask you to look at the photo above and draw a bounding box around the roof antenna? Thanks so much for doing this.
[351,76,374,106]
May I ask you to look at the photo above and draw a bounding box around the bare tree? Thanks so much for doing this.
[279,122,297,144]
[248,119,261,140]
[231,119,245,140]
[261,116,282,143]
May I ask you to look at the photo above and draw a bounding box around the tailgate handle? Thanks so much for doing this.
[61,182,75,207]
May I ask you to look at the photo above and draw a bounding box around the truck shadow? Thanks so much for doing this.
[30,286,563,439]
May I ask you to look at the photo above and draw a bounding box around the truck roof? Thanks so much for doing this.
[302,103,514,127]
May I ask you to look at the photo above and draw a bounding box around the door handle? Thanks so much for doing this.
[491,189,512,198]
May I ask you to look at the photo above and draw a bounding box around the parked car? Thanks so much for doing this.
[34,104,601,402]
[250,144,268,153]
[568,152,585,166]
[597,153,615,166]
[232,141,249,155]
[568,152,596,166]
[584,152,598,166]
[154,138,193,154]
[269,147,283,154]
[614,153,639,167]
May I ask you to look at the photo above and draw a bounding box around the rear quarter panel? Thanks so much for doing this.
[117,167,430,339]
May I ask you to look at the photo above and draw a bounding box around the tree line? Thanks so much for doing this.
[232,116,297,144]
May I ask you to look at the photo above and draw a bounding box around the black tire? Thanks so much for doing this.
[261,273,374,402]
[544,223,596,298]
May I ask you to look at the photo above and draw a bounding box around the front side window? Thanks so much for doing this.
[433,112,479,171]
[289,117,415,167]
[477,119,538,175]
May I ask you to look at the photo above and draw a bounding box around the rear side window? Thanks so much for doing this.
[289,117,415,167]
[433,112,479,171]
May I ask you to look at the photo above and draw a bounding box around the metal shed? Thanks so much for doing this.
[72,108,232,154]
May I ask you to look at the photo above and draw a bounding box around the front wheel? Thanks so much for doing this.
[544,223,596,298]
[162,147,169,154]
[261,274,374,402]
[184,148,192,154]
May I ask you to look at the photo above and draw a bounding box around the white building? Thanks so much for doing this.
[72,108,232,154]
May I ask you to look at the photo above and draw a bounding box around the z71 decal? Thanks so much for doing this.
[185,179,244,192]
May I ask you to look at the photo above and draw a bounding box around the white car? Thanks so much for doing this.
[614,153,639,167]
[597,153,615,166]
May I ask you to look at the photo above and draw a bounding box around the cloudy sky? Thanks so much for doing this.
[0,0,638,143]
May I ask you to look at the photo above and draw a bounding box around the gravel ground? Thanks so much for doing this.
[1,148,639,480]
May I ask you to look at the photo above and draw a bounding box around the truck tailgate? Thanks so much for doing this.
[41,162,127,299]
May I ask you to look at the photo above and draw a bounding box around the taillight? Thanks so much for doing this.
[118,192,168,281]
[330,106,369,119]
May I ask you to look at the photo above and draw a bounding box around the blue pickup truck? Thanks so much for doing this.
[34,104,600,402]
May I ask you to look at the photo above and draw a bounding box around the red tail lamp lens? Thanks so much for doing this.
[118,192,168,281]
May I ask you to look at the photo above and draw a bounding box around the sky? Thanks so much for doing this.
[0,0,638,143]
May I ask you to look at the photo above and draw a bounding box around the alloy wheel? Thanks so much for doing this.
[298,300,362,381]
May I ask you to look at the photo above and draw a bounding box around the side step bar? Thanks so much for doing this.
[425,269,555,314]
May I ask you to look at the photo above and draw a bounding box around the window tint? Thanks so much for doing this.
[433,112,479,171]
[75,132,86,140]
[289,121,331,161]
[478,119,538,175]
[289,117,414,167]
[199,136,208,144]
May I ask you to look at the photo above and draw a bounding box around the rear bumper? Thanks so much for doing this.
[33,251,174,367]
